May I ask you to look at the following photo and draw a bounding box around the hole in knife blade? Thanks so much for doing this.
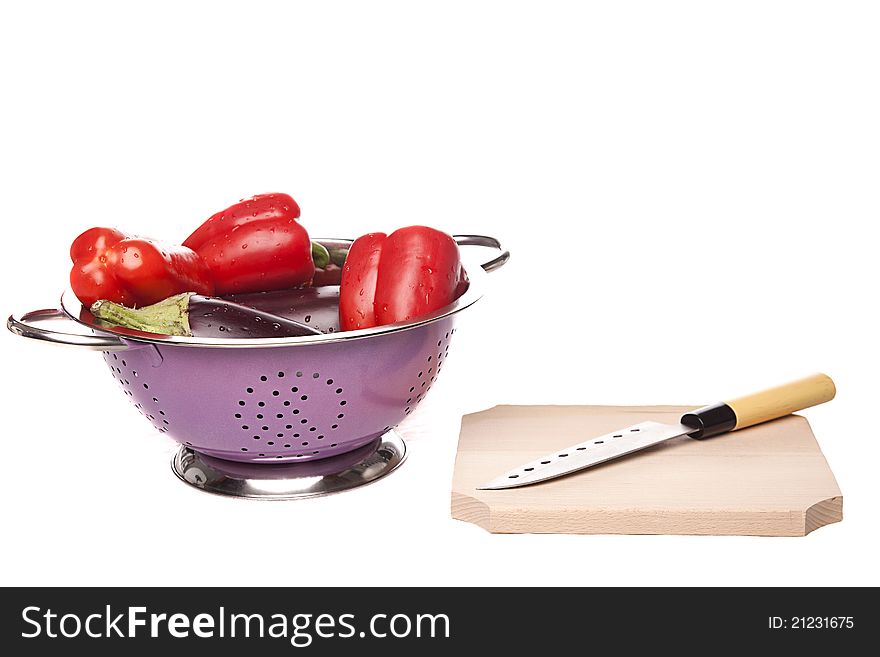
[524,467,534,471]
[540,460,551,464]
[576,447,586,450]
[595,440,604,444]
[558,454,568,457]
[613,434,622,438]
[630,428,640,432]
[508,475,519,479]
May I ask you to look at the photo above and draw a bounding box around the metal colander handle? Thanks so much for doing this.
[453,235,510,272]
[7,308,129,351]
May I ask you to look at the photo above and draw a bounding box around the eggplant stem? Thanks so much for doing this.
[91,293,194,336]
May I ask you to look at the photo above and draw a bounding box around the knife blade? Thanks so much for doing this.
[477,373,836,490]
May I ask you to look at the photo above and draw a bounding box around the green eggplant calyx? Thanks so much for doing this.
[91,293,194,336]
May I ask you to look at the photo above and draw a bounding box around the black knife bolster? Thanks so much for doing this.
[681,402,737,439]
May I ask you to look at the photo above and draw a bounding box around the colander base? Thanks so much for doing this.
[171,431,406,500]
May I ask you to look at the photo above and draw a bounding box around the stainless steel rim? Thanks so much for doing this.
[171,431,406,499]
[9,234,507,350]
[6,308,130,351]
[60,266,486,348]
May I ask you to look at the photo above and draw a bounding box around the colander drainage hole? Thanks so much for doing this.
[246,387,254,393]
[260,376,267,381]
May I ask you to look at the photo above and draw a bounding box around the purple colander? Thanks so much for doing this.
[8,236,508,498]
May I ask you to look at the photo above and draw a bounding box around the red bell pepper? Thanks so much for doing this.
[339,227,467,330]
[183,193,314,295]
[70,227,214,307]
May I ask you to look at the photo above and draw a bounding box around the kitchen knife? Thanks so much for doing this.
[477,373,836,490]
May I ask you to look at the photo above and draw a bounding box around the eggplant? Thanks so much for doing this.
[90,293,322,338]
[224,286,341,333]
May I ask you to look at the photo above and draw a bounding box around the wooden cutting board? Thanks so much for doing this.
[451,405,842,536]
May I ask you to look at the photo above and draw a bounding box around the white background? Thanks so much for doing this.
[1,1,878,586]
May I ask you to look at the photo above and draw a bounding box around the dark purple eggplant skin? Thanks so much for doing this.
[225,286,341,334]
[187,296,322,338]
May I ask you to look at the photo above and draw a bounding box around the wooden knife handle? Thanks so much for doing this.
[682,373,836,439]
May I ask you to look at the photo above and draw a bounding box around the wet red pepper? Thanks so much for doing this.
[339,227,467,330]
[183,193,314,295]
[70,227,214,307]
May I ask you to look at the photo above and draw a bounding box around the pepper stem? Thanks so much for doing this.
[329,248,349,267]
[91,293,194,336]
[311,241,331,269]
